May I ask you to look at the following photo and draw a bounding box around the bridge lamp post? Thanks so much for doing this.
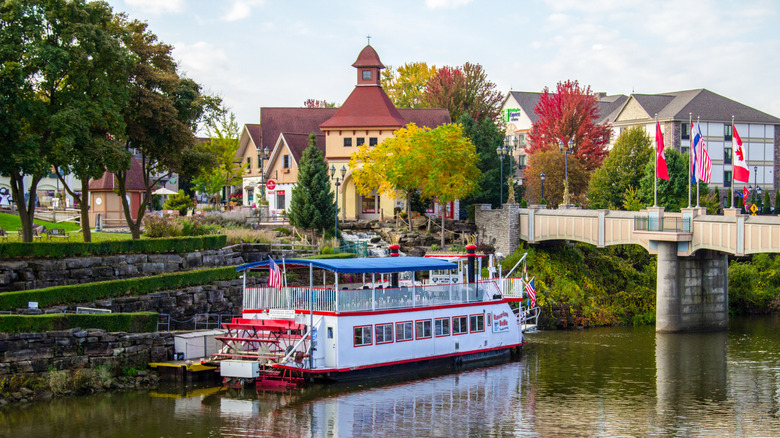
[330,164,346,237]
[558,139,572,206]
[757,185,763,214]
[540,173,546,203]
[753,165,759,206]
[497,144,510,207]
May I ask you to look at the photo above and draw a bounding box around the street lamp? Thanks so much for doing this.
[540,173,546,203]
[757,185,763,214]
[256,146,270,204]
[558,139,573,206]
[330,164,347,237]
[497,144,510,207]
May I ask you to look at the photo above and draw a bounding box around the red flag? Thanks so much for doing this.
[656,121,669,180]
[743,186,749,202]
[732,125,750,183]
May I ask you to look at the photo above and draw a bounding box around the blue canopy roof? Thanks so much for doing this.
[236,257,458,274]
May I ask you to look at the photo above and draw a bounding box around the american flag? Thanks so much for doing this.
[695,124,712,183]
[268,258,282,289]
[525,277,536,308]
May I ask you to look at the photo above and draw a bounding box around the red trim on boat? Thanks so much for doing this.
[269,342,526,374]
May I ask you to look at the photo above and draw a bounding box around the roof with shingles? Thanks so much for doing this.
[89,157,146,192]
[319,86,407,129]
[397,108,452,128]
[352,44,385,69]
[259,108,337,149]
[507,91,626,125]
[279,133,326,164]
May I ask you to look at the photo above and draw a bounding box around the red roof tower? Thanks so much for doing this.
[320,45,406,129]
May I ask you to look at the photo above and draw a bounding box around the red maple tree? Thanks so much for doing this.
[422,63,503,124]
[525,80,612,171]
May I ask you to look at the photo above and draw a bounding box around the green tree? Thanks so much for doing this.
[192,111,242,205]
[775,191,780,214]
[588,125,653,210]
[381,62,437,108]
[457,114,506,210]
[114,19,219,239]
[524,150,589,208]
[288,134,337,238]
[763,191,772,214]
[164,190,194,216]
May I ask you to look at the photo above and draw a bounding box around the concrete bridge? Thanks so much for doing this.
[475,205,780,333]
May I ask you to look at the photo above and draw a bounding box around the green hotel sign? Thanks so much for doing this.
[504,109,522,122]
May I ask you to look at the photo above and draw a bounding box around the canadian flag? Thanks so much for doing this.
[732,125,750,183]
[656,121,669,180]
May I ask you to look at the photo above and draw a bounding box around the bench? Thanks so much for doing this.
[18,226,45,240]
[46,228,69,240]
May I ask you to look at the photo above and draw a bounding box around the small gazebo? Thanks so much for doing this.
[88,158,146,228]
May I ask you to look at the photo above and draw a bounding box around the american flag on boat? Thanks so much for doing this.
[268,258,282,289]
[525,277,536,307]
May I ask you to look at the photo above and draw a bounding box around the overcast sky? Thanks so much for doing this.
[106,0,780,129]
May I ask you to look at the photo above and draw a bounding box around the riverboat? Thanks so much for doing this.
[214,252,537,388]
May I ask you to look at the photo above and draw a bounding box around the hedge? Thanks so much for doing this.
[0,234,227,259]
[0,266,241,311]
[0,312,158,333]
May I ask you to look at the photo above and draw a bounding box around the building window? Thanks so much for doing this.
[415,320,432,339]
[362,194,377,213]
[246,157,251,168]
[435,318,450,336]
[453,316,468,335]
[276,191,285,210]
[518,154,527,167]
[470,314,485,333]
[369,137,378,146]
[681,122,690,140]
[354,325,372,347]
[724,146,732,165]
[357,138,365,146]
[396,321,413,342]
[343,137,352,147]
[724,171,732,188]
[376,323,393,344]
[282,155,291,169]
[247,189,253,203]
[724,124,733,141]
[362,70,371,80]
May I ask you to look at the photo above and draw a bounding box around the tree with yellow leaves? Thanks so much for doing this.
[350,123,481,245]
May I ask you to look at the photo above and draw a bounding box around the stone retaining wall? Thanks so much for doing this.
[0,248,244,292]
[0,329,175,376]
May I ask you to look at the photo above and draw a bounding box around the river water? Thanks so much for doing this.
[2,316,780,437]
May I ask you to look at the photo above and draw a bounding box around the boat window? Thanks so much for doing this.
[376,323,393,344]
[415,320,432,339]
[470,314,485,333]
[354,325,372,347]
[396,321,413,342]
[435,318,450,336]
[453,316,468,335]
[327,327,333,339]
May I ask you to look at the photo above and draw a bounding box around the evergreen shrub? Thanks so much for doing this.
[0,235,226,258]
[0,267,239,311]
[0,312,158,333]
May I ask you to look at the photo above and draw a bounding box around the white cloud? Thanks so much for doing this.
[222,0,267,21]
[124,0,185,15]
[425,0,473,10]
[173,41,229,76]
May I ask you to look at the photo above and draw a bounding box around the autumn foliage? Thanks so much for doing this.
[526,80,612,171]
[422,63,503,125]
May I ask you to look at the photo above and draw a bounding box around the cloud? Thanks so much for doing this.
[425,0,473,9]
[124,0,185,15]
[222,0,267,21]
[173,41,229,76]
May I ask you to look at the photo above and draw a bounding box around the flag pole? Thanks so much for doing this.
[654,114,658,207]
[731,115,735,209]
[696,116,701,207]
[688,112,692,207]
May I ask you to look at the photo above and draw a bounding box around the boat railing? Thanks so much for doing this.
[491,277,526,299]
[244,281,501,313]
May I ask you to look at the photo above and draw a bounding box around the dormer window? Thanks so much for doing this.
[362,70,371,80]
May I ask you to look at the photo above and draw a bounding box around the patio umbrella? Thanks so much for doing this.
[152,187,179,196]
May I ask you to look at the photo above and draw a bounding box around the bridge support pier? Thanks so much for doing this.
[655,242,728,332]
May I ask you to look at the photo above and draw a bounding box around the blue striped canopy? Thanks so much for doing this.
[236,257,457,274]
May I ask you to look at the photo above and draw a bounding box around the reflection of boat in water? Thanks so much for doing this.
[212,250,538,388]
[190,360,527,437]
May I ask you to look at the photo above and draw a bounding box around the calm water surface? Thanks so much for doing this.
[2,316,780,437]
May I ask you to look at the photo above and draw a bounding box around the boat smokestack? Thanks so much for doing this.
[389,243,400,288]
[466,244,477,284]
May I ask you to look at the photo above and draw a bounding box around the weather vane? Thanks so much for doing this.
[366,34,371,45]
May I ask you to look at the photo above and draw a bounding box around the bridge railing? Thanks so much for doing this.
[634,216,692,233]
